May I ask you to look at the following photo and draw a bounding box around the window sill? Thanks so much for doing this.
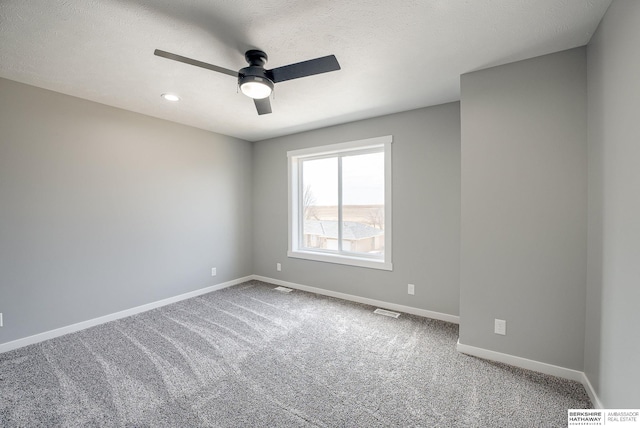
[287,250,393,271]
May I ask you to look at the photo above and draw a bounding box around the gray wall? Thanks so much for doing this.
[253,104,461,316]
[586,0,640,408]
[459,48,588,370]
[0,78,253,345]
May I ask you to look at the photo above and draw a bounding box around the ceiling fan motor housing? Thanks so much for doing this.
[238,72,274,91]
[238,50,275,96]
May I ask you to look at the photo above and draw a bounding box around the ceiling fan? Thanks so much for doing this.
[154,48,341,115]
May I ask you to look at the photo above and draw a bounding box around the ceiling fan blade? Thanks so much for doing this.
[254,97,272,115]
[154,49,238,78]
[269,55,340,83]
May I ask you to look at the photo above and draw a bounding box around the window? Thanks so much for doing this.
[288,135,392,270]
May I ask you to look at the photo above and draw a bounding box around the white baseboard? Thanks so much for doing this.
[456,339,584,381]
[580,371,603,409]
[251,275,460,324]
[0,276,252,354]
[457,340,603,408]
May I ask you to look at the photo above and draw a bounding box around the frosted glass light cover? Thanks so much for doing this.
[240,81,272,99]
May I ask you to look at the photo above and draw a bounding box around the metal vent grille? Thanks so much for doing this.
[373,308,400,318]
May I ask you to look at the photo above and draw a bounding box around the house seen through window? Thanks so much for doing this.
[288,135,392,270]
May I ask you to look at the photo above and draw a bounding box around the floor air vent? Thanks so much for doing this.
[374,308,400,318]
[274,286,293,293]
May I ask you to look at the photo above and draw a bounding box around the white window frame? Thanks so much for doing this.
[287,135,393,271]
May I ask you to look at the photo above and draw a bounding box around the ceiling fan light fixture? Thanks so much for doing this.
[239,75,274,99]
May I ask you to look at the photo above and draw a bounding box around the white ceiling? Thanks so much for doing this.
[0,0,611,142]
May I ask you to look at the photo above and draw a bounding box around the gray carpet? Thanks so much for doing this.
[0,280,591,427]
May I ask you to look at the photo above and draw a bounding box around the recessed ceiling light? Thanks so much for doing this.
[161,93,180,102]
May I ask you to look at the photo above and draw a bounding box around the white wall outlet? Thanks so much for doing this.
[408,284,415,295]
[494,319,506,335]
[211,267,217,276]
[276,263,282,272]
[0,313,3,327]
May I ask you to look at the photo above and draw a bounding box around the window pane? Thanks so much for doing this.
[288,136,392,270]
[301,157,338,250]
[341,152,385,257]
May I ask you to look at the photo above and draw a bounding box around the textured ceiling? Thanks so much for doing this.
[0,0,611,141]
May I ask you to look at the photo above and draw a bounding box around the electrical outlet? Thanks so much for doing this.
[494,319,506,335]
[211,267,217,276]
[407,284,415,295]
[276,263,282,272]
